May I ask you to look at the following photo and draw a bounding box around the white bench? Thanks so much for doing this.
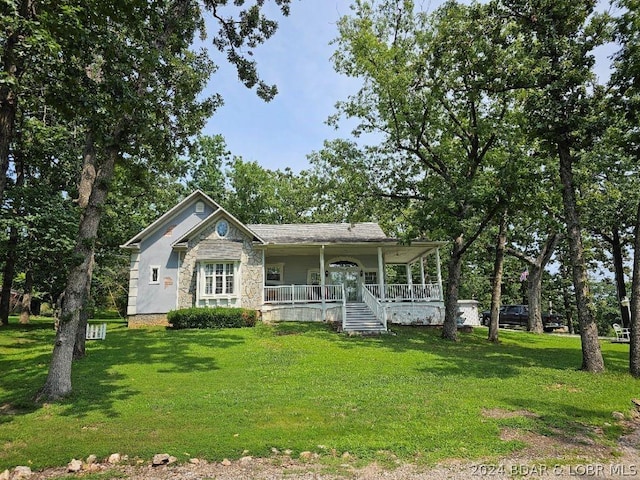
[85,323,107,340]
[613,323,630,343]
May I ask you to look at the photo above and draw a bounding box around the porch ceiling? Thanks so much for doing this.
[259,241,447,265]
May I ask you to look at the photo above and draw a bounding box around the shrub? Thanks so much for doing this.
[167,307,258,330]
[40,303,54,317]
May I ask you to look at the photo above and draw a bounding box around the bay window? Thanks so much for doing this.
[200,261,237,297]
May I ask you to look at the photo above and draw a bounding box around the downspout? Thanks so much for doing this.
[377,247,385,301]
[262,249,265,308]
[176,251,181,310]
[406,263,414,301]
[435,248,444,302]
[320,245,326,321]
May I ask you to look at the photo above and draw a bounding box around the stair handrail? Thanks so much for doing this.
[341,284,347,332]
[362,287,387,330]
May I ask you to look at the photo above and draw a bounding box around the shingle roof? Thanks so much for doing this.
[196,240,243,260]
[247,222,390,244]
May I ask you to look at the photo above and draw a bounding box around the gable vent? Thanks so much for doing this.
[195,201,205,213]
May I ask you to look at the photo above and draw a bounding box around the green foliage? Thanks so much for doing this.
[0,323,635,469]
[167,307,258,329]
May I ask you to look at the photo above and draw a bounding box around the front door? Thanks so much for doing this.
[329,262,361,302]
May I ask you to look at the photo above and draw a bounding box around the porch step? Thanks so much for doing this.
[344,303,386,333]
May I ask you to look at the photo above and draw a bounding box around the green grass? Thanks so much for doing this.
[0,319,636,470]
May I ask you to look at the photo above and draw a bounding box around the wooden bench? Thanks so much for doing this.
[85,323,107,340]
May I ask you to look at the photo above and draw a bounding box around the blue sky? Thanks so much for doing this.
[200,0,617,174]
[200,1,369,173]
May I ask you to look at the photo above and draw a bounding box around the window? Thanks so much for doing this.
[308,270,321,285]
[266,264,284,284]
[150,266,160,284]
[364,271,378,285]
[202,262,236,296]
[216,219,229,238]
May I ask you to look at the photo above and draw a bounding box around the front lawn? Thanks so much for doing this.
[0,321,636,470]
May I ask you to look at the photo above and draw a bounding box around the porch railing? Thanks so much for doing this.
[364,283,441,302]
[264,284,344,304]
[362,286,387,330]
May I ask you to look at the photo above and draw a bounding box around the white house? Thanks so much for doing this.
[121,190,450,332]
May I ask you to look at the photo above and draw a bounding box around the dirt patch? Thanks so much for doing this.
[482,408,540,419]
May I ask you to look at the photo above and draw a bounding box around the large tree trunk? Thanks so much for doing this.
[442,235,463,341]
[74,253,94,360]
[557,141,604,373]
[629,200,640,377]
[488,212,507,343]
[71,134,98,361]
[0,0,35,206]
[0,226,19,325]
[36,143,116,402]
[527,264,544,333]
[611,229,630,328]
[558,260,575,334]
[19,268,33,324]
[0,149,25,325]
[507,233,561,333]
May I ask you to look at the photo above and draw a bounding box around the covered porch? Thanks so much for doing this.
[258,240,447,332]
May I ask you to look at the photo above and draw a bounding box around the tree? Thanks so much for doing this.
[610,0,640,376]
[507,232,562,332]
[331,0,524,340]
[488,210,508,342]
[499,0,610,372]
[307,139,405,228]
[36,0,291,401]
[186,135,230,205]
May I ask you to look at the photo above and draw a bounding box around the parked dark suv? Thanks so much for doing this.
[481,304,563,332]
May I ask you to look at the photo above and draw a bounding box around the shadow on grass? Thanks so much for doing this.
[0,322,247,422]
[0,321,631,426]
[333,325,630,379]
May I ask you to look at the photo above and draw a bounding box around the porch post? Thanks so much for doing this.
[320,245,326,319]
[420,256,426,287]
[377,247,385,301]
[261,249,265,306]
[406,263,414,301]
[435,248,444,301]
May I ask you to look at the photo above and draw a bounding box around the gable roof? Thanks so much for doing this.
[172,209,266,247]
[120,190,220,249]
[247,222,389,244]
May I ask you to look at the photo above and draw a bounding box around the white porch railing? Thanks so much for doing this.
[264,284,344,304]
[364,283,441,301]
[362,286,387,330]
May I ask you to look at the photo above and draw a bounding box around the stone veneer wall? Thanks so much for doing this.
[178,221,263,310]
[128,314,169,328]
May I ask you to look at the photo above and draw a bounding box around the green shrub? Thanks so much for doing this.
[167,307,258,329]
[40,302,54,317]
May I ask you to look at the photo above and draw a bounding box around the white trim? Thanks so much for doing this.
[265,263,285,284]
[307,269,323,286]
[435,248,443,300]
[364,269,378,285]
[149,265,160,285]
[215,219,229,238]
[377,247,385,301]
[198,260,240,299]
[176,252,182,309]
[121,190,219,248]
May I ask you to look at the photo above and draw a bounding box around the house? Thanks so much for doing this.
[121,190,451,332]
